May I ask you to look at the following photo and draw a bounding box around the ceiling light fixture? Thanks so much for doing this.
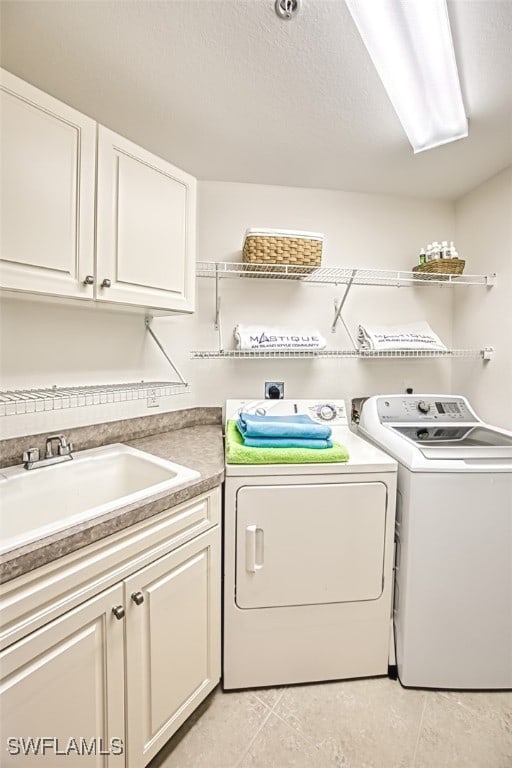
[344,0,468,153]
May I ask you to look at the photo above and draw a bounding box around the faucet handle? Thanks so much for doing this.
[23,447,40,464]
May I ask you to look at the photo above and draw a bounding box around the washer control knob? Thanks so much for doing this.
[417,400,430,414]
[317,404,337,421]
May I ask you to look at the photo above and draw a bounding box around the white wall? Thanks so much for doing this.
[169,181,456,405]
[1,181,459,438]
[452,166,512,429]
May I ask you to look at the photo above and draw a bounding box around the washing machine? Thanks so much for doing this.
[223,398,397,690]
[359,394,512,690]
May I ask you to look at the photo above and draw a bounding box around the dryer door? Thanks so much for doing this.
[235,482,387,609]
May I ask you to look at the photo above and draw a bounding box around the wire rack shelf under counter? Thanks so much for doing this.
[0,381,189,417]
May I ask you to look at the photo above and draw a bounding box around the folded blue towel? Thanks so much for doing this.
[240,434,334,449]
[237,412,332,440]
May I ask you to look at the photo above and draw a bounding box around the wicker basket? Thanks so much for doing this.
[242,228,323,276]
[412,258,465,280]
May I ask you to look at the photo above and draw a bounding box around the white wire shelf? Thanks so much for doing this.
[0,381,189,417]
[196,260,495,287]
[191,348,493,360]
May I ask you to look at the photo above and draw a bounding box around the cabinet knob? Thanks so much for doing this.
[131,591,145,606]
[112,605,125,620]
[101,278,112,288]
[83,275,95,285]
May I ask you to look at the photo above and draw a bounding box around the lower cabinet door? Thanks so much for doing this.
[0,583,125,767]
[124,527,220,767]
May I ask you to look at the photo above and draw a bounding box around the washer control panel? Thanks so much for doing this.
[376,395,476,423]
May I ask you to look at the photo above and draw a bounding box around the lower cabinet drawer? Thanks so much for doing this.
[0,487,221,651]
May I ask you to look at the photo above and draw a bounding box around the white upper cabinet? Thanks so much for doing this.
[0,69,96,299]
[0,69,197,312]
[96,128,196,312]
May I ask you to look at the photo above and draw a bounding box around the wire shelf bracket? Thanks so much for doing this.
[145,315,188,386]
[331,268,358,346]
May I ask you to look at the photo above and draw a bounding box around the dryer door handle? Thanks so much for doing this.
[246,525,264,573]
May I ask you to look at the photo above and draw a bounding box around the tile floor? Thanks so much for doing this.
[149,676,512,768]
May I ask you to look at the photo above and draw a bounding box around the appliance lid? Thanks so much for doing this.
[391,425,512,460]
[392,425,512,447]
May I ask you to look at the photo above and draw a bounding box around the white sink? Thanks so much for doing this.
[0,444,200,555]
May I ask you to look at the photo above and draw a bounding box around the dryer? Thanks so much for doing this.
[359,394,512,689]
[223,398,397,690]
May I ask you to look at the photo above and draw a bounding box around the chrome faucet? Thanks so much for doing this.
[45,434,72,458]
[23,434,74,470]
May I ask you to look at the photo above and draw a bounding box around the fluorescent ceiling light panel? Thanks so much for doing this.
[345,0,468,153]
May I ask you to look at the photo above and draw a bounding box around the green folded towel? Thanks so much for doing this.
[225,420,349,464]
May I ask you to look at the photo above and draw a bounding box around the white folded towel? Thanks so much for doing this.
[234,324,327,350]
[357,321,447,351]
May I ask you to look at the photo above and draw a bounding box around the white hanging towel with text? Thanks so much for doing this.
[234,325,327,350]
[357,320,447,351]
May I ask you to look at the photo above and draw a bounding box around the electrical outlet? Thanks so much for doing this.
[147,389,160,408]
[265,381,284,399]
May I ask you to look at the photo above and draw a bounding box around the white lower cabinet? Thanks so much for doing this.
[0,583,125,767]
[124,529,220,766]
[0,489,221,767]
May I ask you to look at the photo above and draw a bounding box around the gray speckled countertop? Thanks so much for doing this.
[0,415,224,584]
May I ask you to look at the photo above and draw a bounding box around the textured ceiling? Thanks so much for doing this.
[1,0,511,200]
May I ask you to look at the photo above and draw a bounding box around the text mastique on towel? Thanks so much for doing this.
[234,325,327,351]
[357,321,447,351]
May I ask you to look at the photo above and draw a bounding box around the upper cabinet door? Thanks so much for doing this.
[0,69,96,299]
[96,127,196,312]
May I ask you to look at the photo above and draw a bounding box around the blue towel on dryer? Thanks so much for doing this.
[237,412,332,440]
[240,434,333,449]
